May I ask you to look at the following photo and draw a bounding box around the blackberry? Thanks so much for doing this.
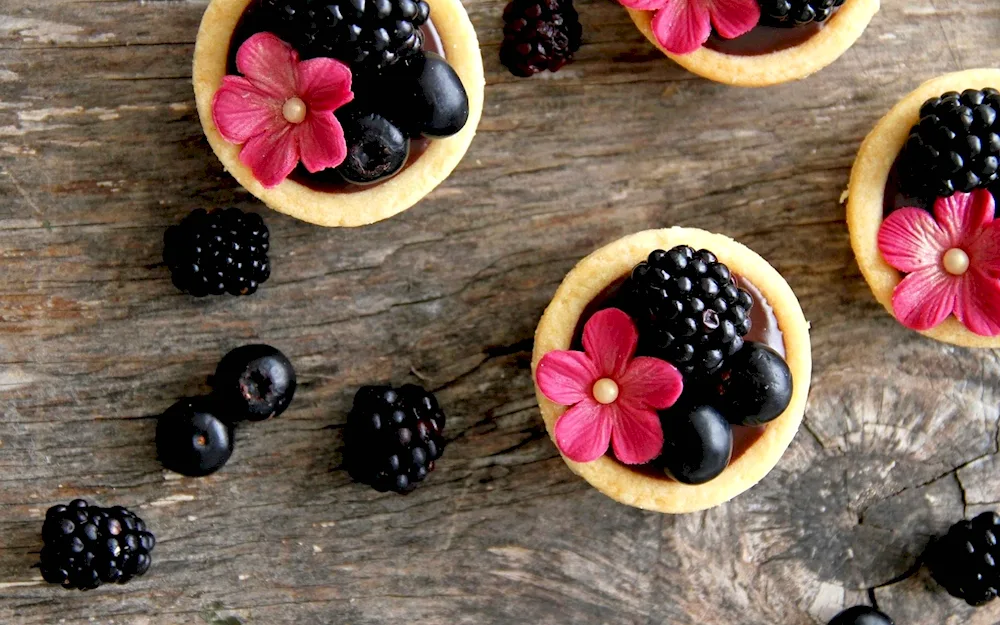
[500,0,582,77]
[163,208,271,297]
[898,89,1000,198]
[619,246,754,379]
[345,384,446,493]
[925,511,1000,606]
[238,0,431,71]
[39,499,155,590]
[759,0,846,26]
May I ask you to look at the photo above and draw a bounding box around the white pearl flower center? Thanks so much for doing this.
[943,248,970,276]
[592,378,620,405]
[282,97,308,124]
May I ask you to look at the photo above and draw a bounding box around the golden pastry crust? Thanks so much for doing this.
[626,0,878,87]
[847,68,1000,349]
[531,228,812,514]
[193,0,485,227]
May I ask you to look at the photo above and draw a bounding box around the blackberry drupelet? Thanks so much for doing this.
[164,208,271,297]
[898,89,1000,198]
[619,246,754,379]
[500,0,582,77]
[39,499,155,590]
[759,0,846,26]
[925,511,1000,606]
[239,0,431,71]
[345,384,446,493]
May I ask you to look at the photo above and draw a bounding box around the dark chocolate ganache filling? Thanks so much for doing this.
[703,22,823,57]
[569,271,785,479]
[225,12,445,192]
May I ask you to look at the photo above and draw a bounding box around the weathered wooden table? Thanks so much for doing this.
[2,1,1000,623]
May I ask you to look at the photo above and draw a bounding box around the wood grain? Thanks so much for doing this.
[2,1,1000,623]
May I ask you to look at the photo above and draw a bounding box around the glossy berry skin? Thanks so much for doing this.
[926,511,1000,605]
[619,246,754,379]
[163,207,270,297]
[335,110,410,184]
[40,499,155,590]
[759,0,845,26]
[714,341,793,426]
[500,0,582,77]
[346,384,446,493]
[156,397,234,476]
[212,344,297,422]
[657,404,733,485]
[899,89,1000,199]
[827,606,894,625]
[398,53,469,138]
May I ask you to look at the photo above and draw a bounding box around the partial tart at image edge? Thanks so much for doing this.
[192,0,485,227]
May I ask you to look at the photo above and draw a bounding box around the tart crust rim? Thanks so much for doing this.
[626,0,879,87]
[192,0,485,228]
[531,228,812,514]
[846,68,1000,349]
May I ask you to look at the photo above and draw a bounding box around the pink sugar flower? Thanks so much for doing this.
[536,308,684,465]
[878,189,1000,336]
[619,0,760,55]
[212,32,354,189]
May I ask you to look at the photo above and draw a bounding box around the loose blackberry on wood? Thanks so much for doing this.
[500,0,582,77]
[898,89,1000,199]
[618,246,754,379]
[39,500,155,590]
[925,511,1000,606]
[163,208,271,297]
[345,384,446,493]
[238,0,431,71]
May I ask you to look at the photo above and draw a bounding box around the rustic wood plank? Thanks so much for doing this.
[2,0,1000,623]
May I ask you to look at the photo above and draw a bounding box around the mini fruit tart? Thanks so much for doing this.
[620,0,878,87]
[847,69,1000,348]
[531,228,811,513]
[193,0,485,227]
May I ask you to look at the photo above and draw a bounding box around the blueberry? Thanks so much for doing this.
[658,404,732,484]
[156,397,234,476]
[715,341,793,426]
[828,606,894,625]
[212,344,296,422]
[335,111,410,184]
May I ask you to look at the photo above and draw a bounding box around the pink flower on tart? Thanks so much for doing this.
[212,32,354,189]
[535,308,684,465]
[619,0,760,55]
[877,189,1000,336]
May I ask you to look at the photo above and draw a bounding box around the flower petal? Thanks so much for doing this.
[970,219,1000,277]
[891,267,960,331]
[935,190,995,248]
[618,356,683,410]
[609,401,664,465]
[878,207,950,273]
[953,269,1000,337]
[295,111,348,173]
[239,124,299,189]
[212,76,282,144]
[537,350,600,406]
[554,399,613,463]
[582,308,638,378]
[650,0,711,55]
[618,0,669,12]
[707,0,760,39]
[235,32,298,100]
[297,57,355,112]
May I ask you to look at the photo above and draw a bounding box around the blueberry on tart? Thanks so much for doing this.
[193,0,484,227]
[532,228,811,514]
[848,69,1000,348]
[619,0,878,87]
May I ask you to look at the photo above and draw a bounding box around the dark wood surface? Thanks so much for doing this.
[2,1,1000,623]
